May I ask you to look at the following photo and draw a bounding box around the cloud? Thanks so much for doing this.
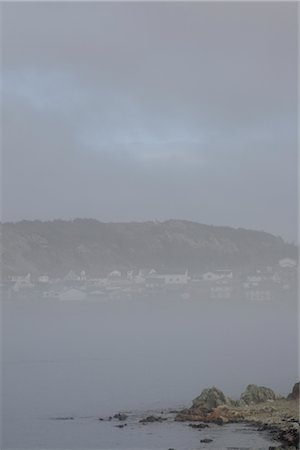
[1,2,298,240]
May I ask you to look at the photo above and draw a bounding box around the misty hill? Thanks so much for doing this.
[1,219,297,278]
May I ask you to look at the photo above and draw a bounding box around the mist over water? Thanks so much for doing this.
[2,294,298,448]
[1,2,298,448]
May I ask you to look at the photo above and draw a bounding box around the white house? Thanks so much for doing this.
[147,270,189,286]
[202,270,233,282]
[43,290,60,299]
[162,270,189,285]
[279,258,297,268]
[64,270,80,281]
[80,270,87,281]
[12,274,34,292]
[210,285,232,299]
[38,275,50,283]
[108,270,122,278]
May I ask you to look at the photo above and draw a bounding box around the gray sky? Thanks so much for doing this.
[2,2,298,241]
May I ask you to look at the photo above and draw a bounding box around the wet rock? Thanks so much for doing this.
[192,386,233,411]
[287,382,299,401]
[139,415,167,424]
[51,416,74,420]
[113,413,128,421]
[188,423,209,429]
[200,438,213,443]
[240,384,278,405]
[175,409,208,422]
[212,417,225,425]
[115,423,127,428]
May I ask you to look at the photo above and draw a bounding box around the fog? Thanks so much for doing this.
[1,2,299,448]
[1,2,298,241]
[2,295,298,448]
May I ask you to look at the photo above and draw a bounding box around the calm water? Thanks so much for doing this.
[1,294,298,449]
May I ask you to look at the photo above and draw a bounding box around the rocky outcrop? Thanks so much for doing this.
[287,382,299,401]
[191,386,233,411]
[113,413,128,421]
[139,415,167,424]
[240,384,278,405]
[175,384,299,448]
[175,405,243,424]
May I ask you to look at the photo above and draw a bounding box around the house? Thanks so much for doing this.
[210,284,232,299]
[202,270,233,282]
[163,271,189,285]
[12,274,34,292]
[38,275,50,283]
[43,290,60,299]
[108,270,122,278]
[279,258,297,268]
[64,270,80,281]
[245,289,271,302]
[146,270,189,286]
[145,276,166,289]
[80,270,87,281]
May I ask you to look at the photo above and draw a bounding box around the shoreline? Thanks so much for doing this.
[174,386,299,449]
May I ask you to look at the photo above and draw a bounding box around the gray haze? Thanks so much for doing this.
[2,296,298,448]
[1,2,298,241]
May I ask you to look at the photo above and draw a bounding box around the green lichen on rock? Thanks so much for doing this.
[192,386,233,411]
[240,384,277,405]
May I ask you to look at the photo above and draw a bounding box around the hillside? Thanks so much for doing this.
[0,219,297,278]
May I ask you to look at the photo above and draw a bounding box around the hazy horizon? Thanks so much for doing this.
[1,216,298,245]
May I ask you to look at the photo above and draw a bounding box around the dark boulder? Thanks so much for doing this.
[51,416,74,420]
[287,382,299,401]
[115,423,127,428]
[188,423,209,429]
[139,415,167,424]
[113,413,128,421]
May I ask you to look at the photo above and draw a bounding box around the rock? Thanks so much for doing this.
[192,386,232,411]
[188,423,209,429]
[240,384,277,405]
[115,423,127,428]
[51,416,74,420]
[200,438,213,443]
[139,415,167,424]
[113,413,128,421]
[212,417,225,425]
[287,382,299,401]
[175,410,208,422]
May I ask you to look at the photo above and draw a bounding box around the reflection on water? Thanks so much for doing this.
[2,294,297,448]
